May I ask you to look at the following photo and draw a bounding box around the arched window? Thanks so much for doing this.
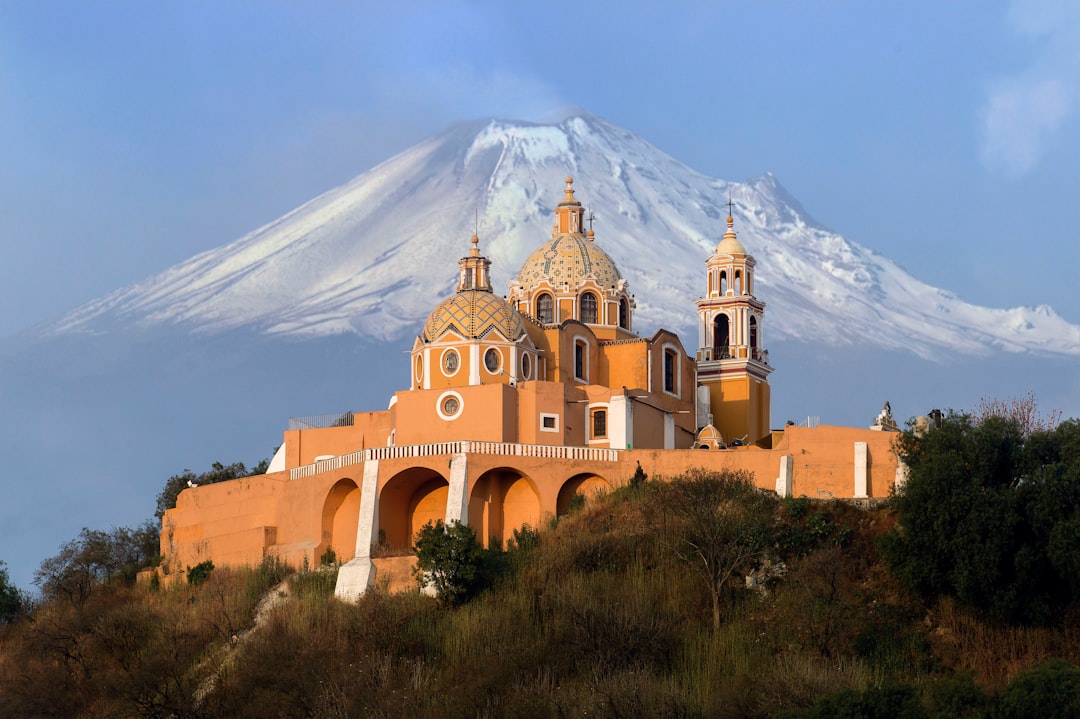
[574,340,586,381]
[536,293,554,324]
[713,314,730,359]
[719,271,727,295]
[580,292,598,324]
[735,270,742,295]
[618,298,629,329]
[749,316,758,358]
[663,349,678,395]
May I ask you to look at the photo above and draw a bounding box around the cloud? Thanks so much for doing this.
[979,0,1080,176]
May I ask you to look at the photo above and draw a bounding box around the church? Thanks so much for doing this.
[161,177,902,598]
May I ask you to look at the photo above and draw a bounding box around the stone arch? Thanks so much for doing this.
[378,467,449,552]
[468,467,541,549]
[319,478,361,563]
[557,473,612,516]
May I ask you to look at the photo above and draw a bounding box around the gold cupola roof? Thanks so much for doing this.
[515,176,623,291]
[421,234,525,342]
[715,214,746,256]
[422,290,525,342]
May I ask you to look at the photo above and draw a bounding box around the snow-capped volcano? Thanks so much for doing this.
[42,111,1079,359]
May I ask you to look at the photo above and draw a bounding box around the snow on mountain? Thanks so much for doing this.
[41,112,1080,359]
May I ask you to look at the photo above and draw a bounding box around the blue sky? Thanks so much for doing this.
[1,0,1077,337]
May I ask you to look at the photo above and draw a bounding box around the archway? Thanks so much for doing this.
[379,467,449,552]
[557,473,612,516]
[469,468,541,549]
[713,314,730,359]
[319,478,361,563]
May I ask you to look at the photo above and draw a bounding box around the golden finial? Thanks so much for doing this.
[469,233,480,257]
[563,175,576,204]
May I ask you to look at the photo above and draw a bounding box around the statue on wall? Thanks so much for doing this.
[873,401,896,429]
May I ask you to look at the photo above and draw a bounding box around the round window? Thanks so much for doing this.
[442,396,459,416]
[521,353,531,380]
[484,348,500,373]
[442,349,459,374]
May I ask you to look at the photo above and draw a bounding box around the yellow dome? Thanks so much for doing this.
[715,216,746,255]
[516,235,622,290]
[422,290,525,342]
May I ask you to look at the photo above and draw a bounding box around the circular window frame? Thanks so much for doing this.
[436,390,464,421]
[440,348,460,377]
[484,347,501,373]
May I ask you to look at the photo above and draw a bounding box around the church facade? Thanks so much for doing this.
[161,177,902,598]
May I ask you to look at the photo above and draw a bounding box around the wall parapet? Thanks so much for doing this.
[288,441,621,480]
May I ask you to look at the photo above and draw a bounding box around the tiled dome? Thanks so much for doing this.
[422,290,525,342]
[516,235,622,290]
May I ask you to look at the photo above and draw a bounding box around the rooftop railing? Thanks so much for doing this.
[697,345,770,364]
[288,441,620,480]
[288,412,355,430]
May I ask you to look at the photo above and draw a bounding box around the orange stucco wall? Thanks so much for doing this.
[161,425,901,579]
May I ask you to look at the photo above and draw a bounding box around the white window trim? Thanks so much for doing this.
[661,342,681,399]
[587,402,610,445]
[539,412,560,433]
[572,334,590,384]
[483,347,502,374]
[520,350,532,381]
[436,390,464,421]
[440,347,461,378]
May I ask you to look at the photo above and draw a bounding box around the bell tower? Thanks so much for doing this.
[694,208,773,444]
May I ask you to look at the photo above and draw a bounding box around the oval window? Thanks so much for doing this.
[521,353,531,380]
[415,355,424,382]
[484,348,500,373]
[442,349,459,374]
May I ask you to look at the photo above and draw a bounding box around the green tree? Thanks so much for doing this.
[882,412,1080,625]
[412,520,485,606]
[0,560,28,623]
[33,522,161,605]
[155,461,250,519]
[659,469,777,629]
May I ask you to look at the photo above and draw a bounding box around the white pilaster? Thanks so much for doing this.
[334,459,381,602]
[469,344,481,386]
[445,452,469,526]
[775,455,794,497]
[664,412,675,449]
[854,442,869,498]
[609,395,632,449]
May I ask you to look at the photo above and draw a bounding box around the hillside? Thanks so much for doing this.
[4,469,1078,719]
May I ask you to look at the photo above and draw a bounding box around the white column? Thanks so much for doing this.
[445,452,469,526]
[608,395,633,449]
[469,344,481,386]
[509,345,518,385]
[854,442,869,498]
[775,455,794,497]
[334,459,380,602]
[423,348,431,390]
[664,412,675,449]
[696,386,711,430]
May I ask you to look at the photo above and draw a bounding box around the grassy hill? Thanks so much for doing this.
[2,468,1078,718]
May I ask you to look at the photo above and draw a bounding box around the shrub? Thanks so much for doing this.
[187,560,214,586]
[413,520,486,606]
